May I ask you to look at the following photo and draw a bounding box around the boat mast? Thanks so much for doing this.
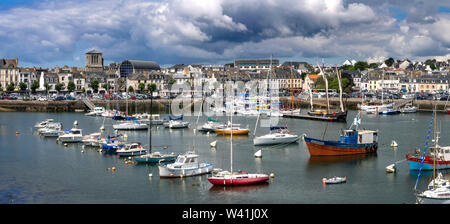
[381,70,384,105]
[336,65,344,112]
[317,61,329,113]
[433,106,437,190]
[308,76,314,111]
[290,63,294,110]
[149,90,153,153]
[230,83,234,174]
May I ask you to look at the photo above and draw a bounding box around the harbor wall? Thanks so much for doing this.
[0,97,447,113]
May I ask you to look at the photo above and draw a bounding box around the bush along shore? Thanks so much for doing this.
[0,97,447,113]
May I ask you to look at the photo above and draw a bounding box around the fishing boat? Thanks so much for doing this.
[253,126,300,146]
[58,128,83,143]
[414,109,450,204]
[85,106,105,116]
[303,111,378,156]
[113,120,148,130]
[322,176,347,184]
[116,142,147,157]
[208,86,269,186]
[406,132,450,170]
[158,151,213,178]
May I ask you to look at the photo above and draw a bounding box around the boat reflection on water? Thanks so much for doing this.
[308,153,377,165]
[209,182,269,192]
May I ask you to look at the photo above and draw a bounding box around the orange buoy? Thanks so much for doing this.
[112,167,116,171]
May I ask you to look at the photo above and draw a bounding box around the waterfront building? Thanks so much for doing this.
[73,73,86,92]
[303,74,321,91]
[119,60,160,78]
[45,73,59,92]
[0,58,20,90]
[85,49,104,71]
[281,61,313,74]
[127,71,168,94]
[19,68,37,90]
[234,58,279,70]
[417,75,449,93]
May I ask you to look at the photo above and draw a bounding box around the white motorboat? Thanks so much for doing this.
[322,176,347,184]
[58,128,83,143]
[401,106,417,113]
[81,132,103,145]
[41,125,64,137]
[113,121,148,130]
[37,122,62,134]
[116,142,147,157]
[137,114,164,125]
[416,182,450,204]
[158,151,213,178]
[85,107,105,116]
[34,119,54,128]
[198,121,226,132]
[253,126,299,146]
[168,120,189,129]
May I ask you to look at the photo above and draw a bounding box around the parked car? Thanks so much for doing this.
[54,96,66,101]
[66,96,76,100]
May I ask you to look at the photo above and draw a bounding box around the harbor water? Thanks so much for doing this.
[0,111,449,204]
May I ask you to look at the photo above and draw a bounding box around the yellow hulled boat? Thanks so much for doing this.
[214,127,250,135]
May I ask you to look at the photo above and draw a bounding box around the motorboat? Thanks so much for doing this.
[40,124,64,137]
[99,135,125,152]
[34,119,54,128]
[58,128,83,143]
[81,132,103,146]
[85,107,105,116]
[198,121,226,132]
[113,121,148,130]
[37,122,62,134]
[116,142,147,157]
[168,120,189,129]
[135,151,177,163]
[158,151,213,178]
[137,114,164,125]
[416,173,450,204]
[378,108,399,115]
[322,176,347,184]
[253,126,300,146]
[400,106,417,113]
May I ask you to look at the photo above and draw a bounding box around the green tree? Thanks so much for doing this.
[55,83,64,93]
[369,63,378,68]
[89,80,99,93]
[384,57,395,67]
[147,83,157,93]
[128,85,134,93]
[6,82,15,91]
[81,87,86,93]
[67,81,76,92]
[340,65,355,71]
[19,82,27,91]
[354,61,368,71]
[31,81,39,93]
[168,79,176,85]
[138,82,145,93]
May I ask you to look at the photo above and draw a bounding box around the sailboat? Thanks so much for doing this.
[414,108,450,204]
[208,84,269,186]
[135,95,177,163]
[304,111,378,156]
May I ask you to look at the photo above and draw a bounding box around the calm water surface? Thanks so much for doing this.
[0,110,449,204]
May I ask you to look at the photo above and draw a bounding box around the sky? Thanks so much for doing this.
[0,0,449,68]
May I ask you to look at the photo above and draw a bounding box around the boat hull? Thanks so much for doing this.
[116,150,147,157]
[208,176,269,186]
[406,154,450,170]
[158,163,213,178]
[253,135,300,146]
[304,136,378,156]
[214,129,249,135]
[135,155,177,163]
[58,136,83,143]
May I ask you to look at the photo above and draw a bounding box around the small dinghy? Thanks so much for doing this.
[391,140,398,148]
[386,164,396,173]
[322,176,347,184]
[210,140,217,148]
[254,150,262,158]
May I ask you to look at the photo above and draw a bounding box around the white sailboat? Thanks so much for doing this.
[113,120,148,130]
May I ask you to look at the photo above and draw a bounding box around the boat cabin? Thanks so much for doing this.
[340,129,378,145]
[429,146,450,162]
[69,128,82,135]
